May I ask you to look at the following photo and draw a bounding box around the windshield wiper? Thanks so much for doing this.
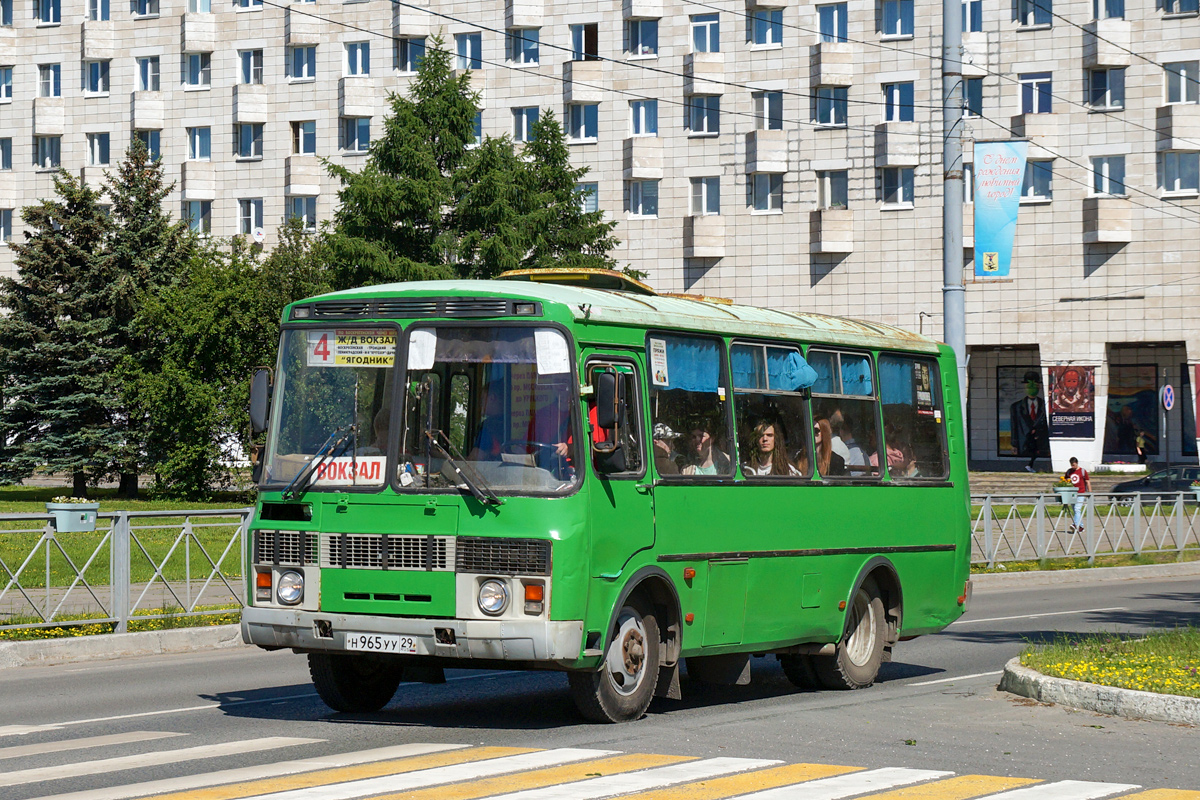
[282,425,356,500]
[424,430,504,506]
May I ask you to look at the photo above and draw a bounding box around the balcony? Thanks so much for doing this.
[285,6,321,44]
[506,0,542,27]
[746,129,787,173]
[33,98,65,136]
[810,209,854,254]
[873,122,919,167]
[286,156,322,196]
[961,32,988,77]
[684,215,725,259]
[80,166,108,192]
[1009,113,1058,150]
[683,52,724,95]
[0,27,14,63]
[1156,105,1200,151]
[563,60,604,104]
[339,77,377,117]
[1082,20,1131,68]
[81,20,115,60]
[622,137,662,179]
[181,12,216,53]
[181,161,216,201]
[131,91,165,129]
[393,2,430,36]
[747,0,787,7]
[1083,197,1132,244]
[233,84,268,124]
[623,0,662,17]
[810,42,855,87]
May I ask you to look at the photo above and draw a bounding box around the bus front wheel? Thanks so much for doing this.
[813,578,887,690]
[569,598,660,723]
[308,652,402,713]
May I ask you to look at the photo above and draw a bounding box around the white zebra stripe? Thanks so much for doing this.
[0,731,186,761]
[479,757,782,800]
[722,767,954,800]
[974,780,1142,800]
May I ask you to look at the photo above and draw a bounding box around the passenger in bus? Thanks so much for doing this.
[743,421,801,477]
[813,418,846,477]
[468,390,508,461]
[652,423,681,475]
[838,414,868,466]
[681,423,731,476]
[356,407,390,456]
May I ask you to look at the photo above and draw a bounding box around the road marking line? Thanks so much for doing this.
[1120,791,1200,800]
[482,757,783,800]
[608,762,863,800]
[907,671,1003,686]
[0,732,187,761]
[980,781,1141,800]
[853,774,1041,800]
[24,743,467,800]
[726,767,954,800]
[955,607,1127,625]
[243,749,621,800]
[0,737,323,788]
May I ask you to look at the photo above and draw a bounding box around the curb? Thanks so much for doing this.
[971,560,1200,589]
[0,624,249,670]
[999,656,1200,726]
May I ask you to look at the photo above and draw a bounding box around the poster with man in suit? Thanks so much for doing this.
[1005,369,1050,472]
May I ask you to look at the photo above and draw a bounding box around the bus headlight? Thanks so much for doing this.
[276,571,304,605]
[478,580,509,616]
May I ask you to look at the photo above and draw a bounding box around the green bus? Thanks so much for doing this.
[243,270,972,723]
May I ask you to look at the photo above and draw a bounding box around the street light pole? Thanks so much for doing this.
[943,0,967,420]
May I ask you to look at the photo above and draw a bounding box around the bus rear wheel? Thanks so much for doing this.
[308,652,402,712]
[813,578,887,690]
[569,598,660,723]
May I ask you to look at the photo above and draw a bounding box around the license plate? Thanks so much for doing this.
[344,633,418,654]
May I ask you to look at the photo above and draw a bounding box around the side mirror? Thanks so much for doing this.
[595,370,619,429]
[249,368,272,434]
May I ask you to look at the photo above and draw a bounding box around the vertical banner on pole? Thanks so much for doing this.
[974,140,1029,277]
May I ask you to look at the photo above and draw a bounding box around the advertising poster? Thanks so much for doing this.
[997,366,1048,457]
[1047,366,1095,438]
[1184,365,1197,456]
[1104,365,1158,458]
[973,140,1029,277]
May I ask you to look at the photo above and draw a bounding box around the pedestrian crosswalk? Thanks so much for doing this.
[4,733,1195,800]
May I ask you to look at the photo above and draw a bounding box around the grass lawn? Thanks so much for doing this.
[1022,628,1200,699]
[971,548,1200,573]
[0,605,240,641]
[0,484,250,514]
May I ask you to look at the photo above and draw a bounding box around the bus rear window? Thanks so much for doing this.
[879,355,949,479]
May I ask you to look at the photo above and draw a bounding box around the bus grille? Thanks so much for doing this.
[322,534,454,571]
[455,537,551,576]
[254,530,319,566]
[306,298,533,320]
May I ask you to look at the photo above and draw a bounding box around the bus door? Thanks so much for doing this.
[583,354,654,578]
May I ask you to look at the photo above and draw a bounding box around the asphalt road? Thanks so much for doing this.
[1,573,1197,800]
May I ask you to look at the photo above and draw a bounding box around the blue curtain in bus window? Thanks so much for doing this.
[880,358,913,405]
[841,354,874,396]
[664,336,721,392]
[808,351,836,393]
[731,345,766,390]
[767,348,817,391]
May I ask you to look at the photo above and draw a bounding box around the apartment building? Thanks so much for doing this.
[0,0,1198,469]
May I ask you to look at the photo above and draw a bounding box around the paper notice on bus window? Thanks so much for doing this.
[309,456,386,486]
[649,338,669,386]
[408,329,436,371]
[306,330,396,368]
[535,329,570,375]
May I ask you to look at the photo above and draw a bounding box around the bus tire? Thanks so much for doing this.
[568,597,660,723]
[308,652,402,713]
[813,578,887,690]
[779,654,820,689]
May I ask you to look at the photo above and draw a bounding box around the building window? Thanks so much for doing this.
[963,163,974,202]
[883,82,914,122]
[880,167,915,205]
[752,173,783,211]
[470,111,482,146]
[292,121,316,154]
[35,135,61,169]
[289,46,316,80]
[184,200,211,234]
[1161,151,1199,194]
[87,0,109,21]
[576,182,599,213]
[818,170,849,208]
[1019,72,1052,113]
[751,9,782,45]
[138,56,160,91]
[570,23,599,61]
[963,77,983,117]
[240,49,264,85]
[39,64,61,97]
[629,180,659,217]
[237,0,262,9]
[185,53,212,87]
[239,198,263,233]
[87,132,110,166]
[881,0,914,35]
[1093,0,1123,18]
[1165,61,1199,104]
[962,0,982,31]
[754,91,783,130]
[237,123,264,158]
[512,106,539,142]
[1018,0,1051,25]
[506,28,538,65]
[346,42,370,75]
[690,176,720,216]
[0,67,11,101]
[187,126,211,161]
[1,0,11,26]
[631,99,658,136]
[1022,160,1053,200]
[1163,0,1199,12]
[819,3,848,41]
[0,209,11,242]
[814,86,848,126]
[135,0,158,16]
[0,138,10,170]
[341,117,369,152]
[187,0,210,12]
[629,19,658,56]
[36,0,60,24]
[288,196,317,230]
[135,129,161,160]
[84,60,110,94]
[688,95,720,135]
[396,38,425,72]
[691,13,719,52]
[1091,155,1126,196]
[1089,68,1125,110]
[455,33,481,70]
[568,103,599,142]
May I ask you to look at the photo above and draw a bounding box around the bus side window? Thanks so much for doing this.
[731,342,816,478]
[878,355,949,479]
[589,364,644,478]
[646,334,734,479]
[810,350,881,478]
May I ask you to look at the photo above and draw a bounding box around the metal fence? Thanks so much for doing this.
[0,509,251,634]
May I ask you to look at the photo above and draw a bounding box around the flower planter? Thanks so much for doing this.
[1192,488,1200,504]
[1053,487,1078,506]
[45,502,100,532]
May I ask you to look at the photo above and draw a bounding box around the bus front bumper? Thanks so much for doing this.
[241,606,585,663]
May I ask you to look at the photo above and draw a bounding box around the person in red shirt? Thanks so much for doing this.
[1064,457,1091,533]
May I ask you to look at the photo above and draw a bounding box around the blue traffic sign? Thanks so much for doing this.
[1161,384,1175,412]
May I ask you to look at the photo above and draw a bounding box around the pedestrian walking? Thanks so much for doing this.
[1064,456,1091,533]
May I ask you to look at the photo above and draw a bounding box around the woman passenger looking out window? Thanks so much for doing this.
[813,418,846,477]
[682,421,732,475]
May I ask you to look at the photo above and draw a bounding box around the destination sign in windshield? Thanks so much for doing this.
[306,329,396,367]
